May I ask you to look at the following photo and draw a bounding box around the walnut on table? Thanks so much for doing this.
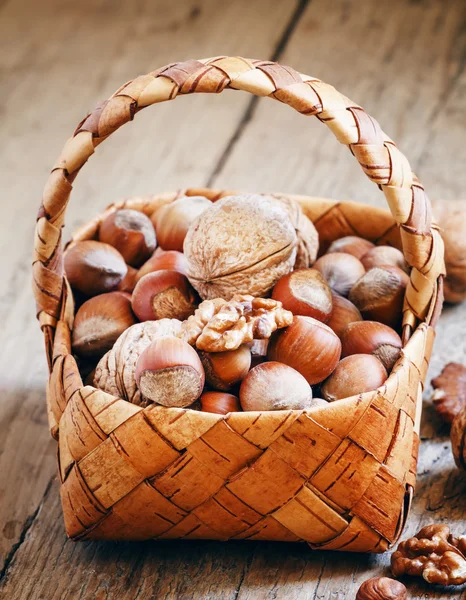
[431,362,466,424]
[391,524,466,586]
[178,294,293,352]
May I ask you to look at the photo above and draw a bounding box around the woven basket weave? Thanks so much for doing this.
[33,57,445,552]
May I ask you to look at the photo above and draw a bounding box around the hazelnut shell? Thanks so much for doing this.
[240,362,312,411]
[268,316,341,385]
[314,252,366,297]
[72,291,136,358]
[200,391,241,415]
[135,337,205,407]
[327,236,375,260]
[322,354,388,402]
[64,240,128,296]
[199,345,251,391]
[326,294,362,338]
[132,270,197,321]
[341,321,402,371]
[152,196,211,251]
[99,209,156,267]
[272,268,332,322]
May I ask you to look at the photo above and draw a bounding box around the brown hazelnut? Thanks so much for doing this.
[199,345,251,391]
[64,240,128,296]
[313,252,366,297]
[137,249,188,282]
[184,194,298,300]
[135,337,205,407]
[240,362,312,411]
[272,269,333,322]
[321,354,388,402]
[132,270,197,321]
[356,577,407,600]
[117,265,138,294]
[361,245,408,273]
[152,195,211,251]
[99,209,156,267]
[349,266,409,329]
[327,236,375,260]
[200,391,241,415]
[268,316,341,384]
[326,294,362,337]
[341,321,402,371]
[72,291,136,358]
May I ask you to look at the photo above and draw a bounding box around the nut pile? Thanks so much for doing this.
[65,193,409,414]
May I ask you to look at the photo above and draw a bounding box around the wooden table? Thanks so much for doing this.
[1,0,465,598]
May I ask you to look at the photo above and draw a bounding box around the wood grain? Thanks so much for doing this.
[1,0,465,598]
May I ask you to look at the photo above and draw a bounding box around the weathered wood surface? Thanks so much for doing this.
[1,0,465,598]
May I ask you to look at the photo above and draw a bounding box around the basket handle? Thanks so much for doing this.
[33,56,445,338]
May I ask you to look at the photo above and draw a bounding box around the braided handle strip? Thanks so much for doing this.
[33,56,445,333]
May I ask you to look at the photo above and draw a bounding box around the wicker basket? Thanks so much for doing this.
[33,57,445,552]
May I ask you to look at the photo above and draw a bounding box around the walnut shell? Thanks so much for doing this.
[94,319,182,406]
[269,194,319,268]
[183,194,298,300]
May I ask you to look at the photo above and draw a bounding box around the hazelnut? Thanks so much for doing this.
[184,194,297,300]
[117,265,138,293]
[356,577,407,600]
[99,209,156,267]
[327,236,375,260]
[341,321,402,371]
[268,316,341,384]
[137,249,188,282]
[361,245,408,273]
[135,337,205,407]
[152,195,211,251]
[72,291,136,358]
[326,294,362,338]
[321,354,388,401]
[349,266,409,329]
[199,345,251,391]
[313,252,366,297]
[272,269,332,322]
[240,362,312,411]
[200,391,241,415]
[64,240,128,296]
[132,270,197,321]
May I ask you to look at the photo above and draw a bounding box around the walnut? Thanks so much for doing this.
[269,194,319,268]
[432,199,466,304]
[431,362,466,424]
[94,319,182,406]
[356,577,407,600]
[391,524,466,586]
[178,294,293,352]
[451,405,466,471]
[183,194,298,300]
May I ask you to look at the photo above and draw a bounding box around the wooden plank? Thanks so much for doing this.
[0,0,299,577]
[210,0,466,205]
[1,1,466,599]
